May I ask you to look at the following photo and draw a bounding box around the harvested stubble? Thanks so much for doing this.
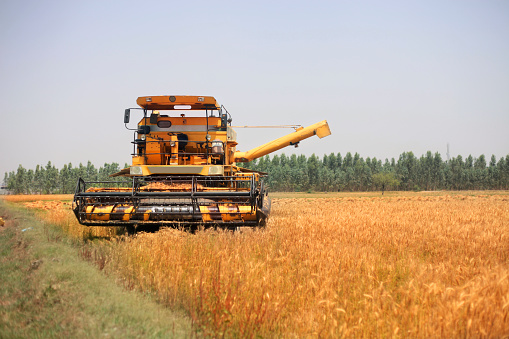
[18,193,509,337]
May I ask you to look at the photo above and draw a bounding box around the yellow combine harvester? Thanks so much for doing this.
[73,95,330,229]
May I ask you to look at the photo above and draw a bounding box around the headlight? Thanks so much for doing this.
[130,166,143,175]
[208,166,224,175]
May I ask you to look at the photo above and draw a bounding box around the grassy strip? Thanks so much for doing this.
[0,201,192,338]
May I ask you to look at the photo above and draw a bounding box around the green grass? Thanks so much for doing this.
[0,201,192,338]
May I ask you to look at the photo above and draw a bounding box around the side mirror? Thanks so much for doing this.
[124,109,130,123]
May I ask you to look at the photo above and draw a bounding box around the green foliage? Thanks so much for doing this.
[4,152,509,194]
[3,162,127,195]
[372,172,400,194]
[244,152,509,192]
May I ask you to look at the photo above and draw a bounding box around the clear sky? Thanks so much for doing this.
[1,0,508,178]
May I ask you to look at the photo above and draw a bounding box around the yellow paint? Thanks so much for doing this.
[199,205,213,222]
[132,156,145,165]
[233,120,331,162]
[86,205,114,221]
[122,206,134,221]
[238,206,257,221]
[143,210,150,221]
[219,204,241,221]
[82,203,256,223]
[130,165,225,176]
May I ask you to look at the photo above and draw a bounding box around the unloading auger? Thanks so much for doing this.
[72,95,331,229]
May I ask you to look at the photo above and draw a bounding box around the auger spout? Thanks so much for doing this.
[233,120,331,162]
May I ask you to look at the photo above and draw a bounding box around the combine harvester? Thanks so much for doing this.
[73,95,330,230]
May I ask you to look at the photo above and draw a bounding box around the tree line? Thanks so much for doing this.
[3,151,509,194]
[243,151,509,192]
[2,161,129,195]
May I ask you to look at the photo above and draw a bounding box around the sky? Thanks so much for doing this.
[1,0,508,178]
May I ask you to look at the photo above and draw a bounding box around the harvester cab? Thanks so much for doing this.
[73,95,331,229]
[124,96,239,176]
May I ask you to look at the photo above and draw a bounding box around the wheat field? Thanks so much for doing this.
[5,192,509,338]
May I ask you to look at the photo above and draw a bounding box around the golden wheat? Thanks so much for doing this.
[18,192,509,337]
[0,194,73,202]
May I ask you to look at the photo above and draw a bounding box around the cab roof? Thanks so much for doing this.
[136,95,220,110]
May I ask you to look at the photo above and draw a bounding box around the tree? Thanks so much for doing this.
[368,157,382,175]
[318,166,335,191]
[335,152,343,169]
[6,171,15,192]
[26,169,34,194]
[86,161,97,181]
[383,159,392,172]
[473,155,487,189]
[307,154,319,188]
[353,156,368,191]
[497,157,508,189]
[342,152,353,170]
[464,155,474,189]
[344,167,355,191]
[322,154,329,170]
[449,155,464,190]
[60,163,71,194]
[327,153,337,171]
[34,165,44,194]
[488,155,498,189]
[397,152,418,190]
[427,152,442,190]
[372,172,400,195]
[14,165,27,194]
[420,151,434,190]
[43,161,59,194]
